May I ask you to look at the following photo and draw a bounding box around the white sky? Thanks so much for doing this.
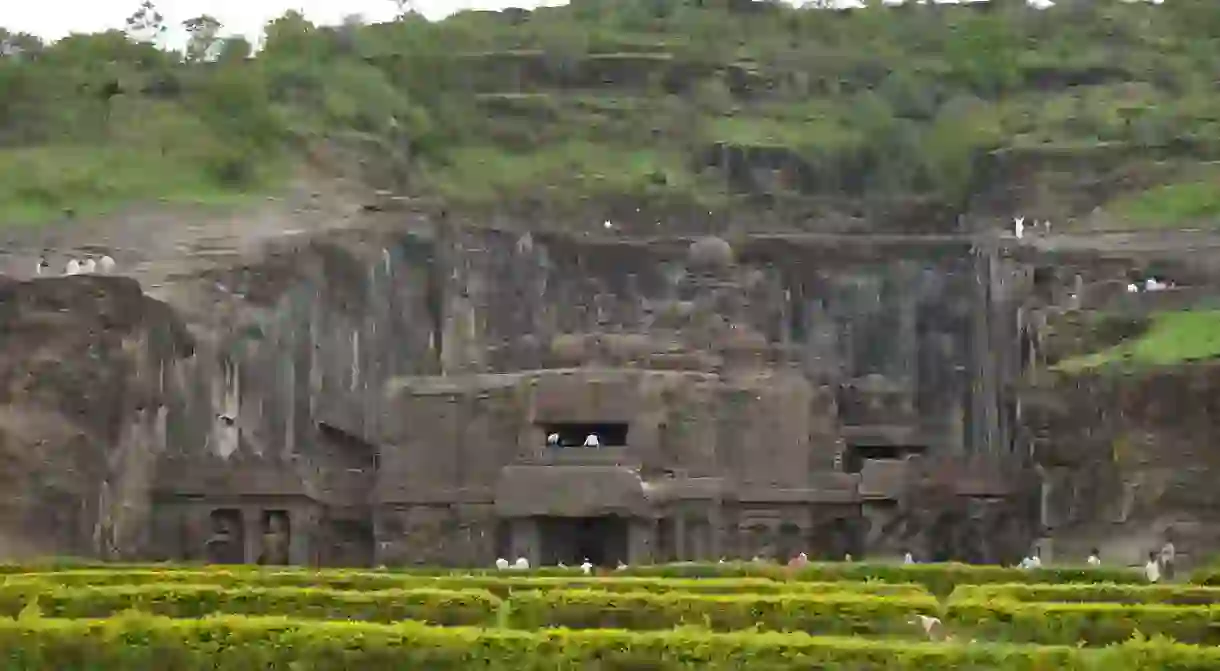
[1,0,1071,50]
[0,0,565,48]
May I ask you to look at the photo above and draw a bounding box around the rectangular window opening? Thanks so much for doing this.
[540,422,629,448]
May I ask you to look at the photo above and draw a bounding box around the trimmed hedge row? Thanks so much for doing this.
[951,582,1220,606]
[0,583,939,636]
[4,561,1142,596]
[618,562,1145,596]
[3,569,931,597]
[1,613,1218,670]
[505,589,939,636]
[947,598,1220,646]
[0,584,500,627]
[1189,567,1220,586]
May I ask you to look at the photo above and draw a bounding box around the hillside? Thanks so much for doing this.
[3,0,1220,234]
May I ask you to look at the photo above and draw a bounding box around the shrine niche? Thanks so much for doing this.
[205,509,243,564]
[258,510,290,565]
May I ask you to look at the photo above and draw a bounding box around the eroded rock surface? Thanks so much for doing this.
[0,276,192,559]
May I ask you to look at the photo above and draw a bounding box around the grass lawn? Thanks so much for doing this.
[1056,309,1220,373]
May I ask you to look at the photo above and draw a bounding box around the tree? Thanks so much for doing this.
[125,0,168,46]
[391,0,420,20]
[183,15,223,63]
[0,29,43,60]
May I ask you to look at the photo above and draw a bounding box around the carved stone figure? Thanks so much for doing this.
[258,512,290,565]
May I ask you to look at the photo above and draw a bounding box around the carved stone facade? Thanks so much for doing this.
[135,229,1036,567]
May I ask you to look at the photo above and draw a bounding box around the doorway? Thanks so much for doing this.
[538,516,629,567]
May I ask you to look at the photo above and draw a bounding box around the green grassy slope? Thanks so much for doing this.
[3,0,1220,227]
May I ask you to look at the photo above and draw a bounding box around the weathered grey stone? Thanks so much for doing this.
[0,226,1040,566]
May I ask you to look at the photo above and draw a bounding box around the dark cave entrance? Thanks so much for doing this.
[538,516,629,567]
[843,444,926,474]
[540,422,629,448]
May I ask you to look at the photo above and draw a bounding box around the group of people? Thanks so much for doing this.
[36,254,116,276]
[1018,539,1176,582]
[494,556,628,574]
[546,433,600,448]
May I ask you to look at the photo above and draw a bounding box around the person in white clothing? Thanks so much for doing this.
[1144,551,1161,583]
[903,550,915,565]
[1020,551,1042,569]
[580,559,593,575]
[583,433,600,447]
[1087,548,1101,566]
[546,433,560,447]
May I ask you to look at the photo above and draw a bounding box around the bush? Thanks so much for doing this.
[4,613,1220,669]
[616,562,1145,596]
[947,598,1220,646]
[506,590,939,636]
[951,582,1220,606]
[1189,567,1220,586]
[0,612,1150,671]
[2,569,929,598]
[0,583,936,636]
[0,584,499,627]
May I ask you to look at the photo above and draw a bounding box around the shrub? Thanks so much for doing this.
[0,613,1149,671]
[2,569,929,598]
[947,598,1220,646]
[0,584,499,627]
[951,582,1220,606]
[617,562,1144,596]
[506,590,939,636]
[0,560,1141,597]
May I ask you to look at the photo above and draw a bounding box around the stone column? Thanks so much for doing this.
[675,515,688,560]
[628,518,656,564]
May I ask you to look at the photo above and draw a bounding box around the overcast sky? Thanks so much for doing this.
[0,0,567,47]
[3,0,1070,49]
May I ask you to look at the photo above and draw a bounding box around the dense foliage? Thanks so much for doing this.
[3,0,1220,226]
[0,562,1219,666]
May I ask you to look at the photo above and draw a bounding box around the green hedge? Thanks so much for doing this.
[947,598,1220,646]
[3,569,929,598]
[0,617,1161,671]
[0,583,937,636]
[951,582,1220,606]
[0,561,1142,596]
[507,590,938,636]
[0,584,499,627]
[3,613,1220,670]
[617,562,1144,596]
[1189,568,1220,585]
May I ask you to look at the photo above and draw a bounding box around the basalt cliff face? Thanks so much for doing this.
[0,275,192,559]
[0,216,1043,565]
[1029,362,1220,566]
